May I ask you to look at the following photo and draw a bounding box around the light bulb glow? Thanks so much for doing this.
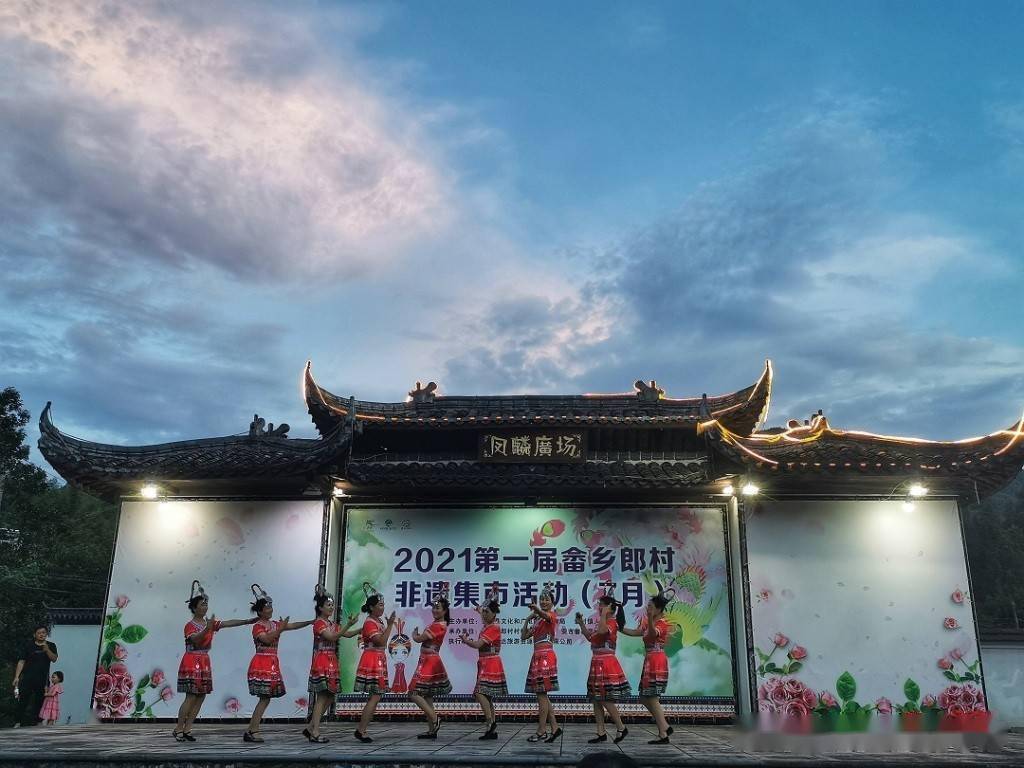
[722,484,735,496]
[908,483,928,498]
[741,483,760,496]
[140,484,159,499]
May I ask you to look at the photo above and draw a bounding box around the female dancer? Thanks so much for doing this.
[459,587,507,740]
[408,588,452,739]
[304,584,358,743]
[621,589,675,744]
[350,583,396,743]
[522,583,561,743]
[575,585,631,744]
[174,580,255,742]
[244,584,314,743]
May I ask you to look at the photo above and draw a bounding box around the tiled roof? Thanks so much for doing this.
[701,411,1024,497]
[38,403,351,499]
[304,360,773,436]
[346,457,710,489]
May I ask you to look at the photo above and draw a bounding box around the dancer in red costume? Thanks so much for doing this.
[522,582,561,743]
[459,585,507,740]
[173,580,255,742]
[409,585,452,739]
[621,587,675,744]
[243,584,314,743]
[302,584,357,743]
[350,582,396,743]
[575,583,631,744]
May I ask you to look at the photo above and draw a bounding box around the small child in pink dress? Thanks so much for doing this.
[40,671,63,725]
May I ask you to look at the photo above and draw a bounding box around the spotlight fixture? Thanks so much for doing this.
[908,483,928,498]
[140,484,159,499]
[741,483,760,497]
[722,484,735,497]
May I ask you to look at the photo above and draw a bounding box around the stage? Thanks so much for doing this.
[0,723,1022,767]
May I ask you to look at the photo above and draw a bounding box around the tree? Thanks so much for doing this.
[0,388,117,726]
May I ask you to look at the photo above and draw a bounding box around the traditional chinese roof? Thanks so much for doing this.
[46,607,104,626]
[38,403,351,499]
[345,455,710,491]
[700,410,1024,498]
[304,359,773,436]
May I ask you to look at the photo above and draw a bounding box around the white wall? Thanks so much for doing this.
[745,499,983,714]
[99,499,325,720]
[47,623,102,724]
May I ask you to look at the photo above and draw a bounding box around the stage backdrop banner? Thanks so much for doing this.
[96,500,324,720]
[339,506,734,701]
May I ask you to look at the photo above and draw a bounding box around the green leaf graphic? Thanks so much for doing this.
[121,625,148,644]
[904,678,920,703]
[836,671,856,702]
[136,674,150,690]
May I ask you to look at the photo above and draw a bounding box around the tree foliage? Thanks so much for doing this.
[963,472,1024,629]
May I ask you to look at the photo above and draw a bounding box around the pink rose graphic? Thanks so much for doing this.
[801,687,818,709]
[150,669,165,686]
[951,589,965,604]
[938,683,985,713]
[159,685,174,702]
[788,645,808,661]
[757,588,772,602]
[758,676,814,717]
[784,700,810,717]
[938,657,953,670]
[94,672,114,697]
[943,617,960,630]
[294,697,309,709]
[115,595,130,609]
[113,644,128,661]
[949,648,965,661]
[922,694,937,708]
[108,691,127,712]
[224,696,241,714]
[108,662,128,676]
[875,697,893,715]
[819,691,839,709]
[116,695,135,716]
[772,632,789,648]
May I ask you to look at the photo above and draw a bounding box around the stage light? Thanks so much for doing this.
[908,483,928,498]
[721,484,735,496]
[140,484,159,499]
[332,487,348,498]
[741,483,760,496]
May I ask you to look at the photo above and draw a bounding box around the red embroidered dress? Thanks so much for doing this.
[525,611,559,693]
[409,621,452,697]
[177,618,221,695]
[307,618,340,694]
[247,619,285,698]
[638,618,670,697]
[474,622,508,699]
[586,618,631,702]
[353,619,388,695]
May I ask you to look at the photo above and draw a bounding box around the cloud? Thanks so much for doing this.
[0,0,447,282]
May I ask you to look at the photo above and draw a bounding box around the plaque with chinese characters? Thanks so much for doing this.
[478,430,586,463]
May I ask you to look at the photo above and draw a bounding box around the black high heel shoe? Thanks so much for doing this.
[242,730,263,743]
[614,726,629,743]
[354,729,373,743]
[648,735,670,744]
[587,733,607,743]
[544,727,562,743]
[667,725,674,735]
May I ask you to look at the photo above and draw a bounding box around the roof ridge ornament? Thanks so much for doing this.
[249,414,289,438]
[409,381,438,404]
[634,379,665,402]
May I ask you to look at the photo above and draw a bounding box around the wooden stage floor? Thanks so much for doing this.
[0,721,1022,766]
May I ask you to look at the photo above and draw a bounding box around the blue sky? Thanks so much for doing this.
[2,0,1023,470]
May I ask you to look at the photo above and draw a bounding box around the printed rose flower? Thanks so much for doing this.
[294,697,309,709]
[118,674,134,695]
[875,697,893,715]
[819,691,839,709]
[922,694,937,708]
[801,688,818,709]
[150,669,165,686]
[783,679,805,699]
[788,645,808,661]
[943,617,960,630]
[115,595,130,609]
[757,589,772,602]
[94,672,114,697]
[108,691,127,713]
[772,632,789,648]
[947,704,966,718]
[949,648,965,661]
[758,700,777,713]
[938,657,953,670]
[113,644,128,660]
[951,589,965,604]
[784,700,810,718]
[939,684,985,713]
[224,697,241,714]
[108,662,128,676]
[116,695,135,716]
[160,685,174,702]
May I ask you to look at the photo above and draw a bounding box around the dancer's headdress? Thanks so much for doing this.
[187,580,207,604]
[485,582,501,604]
[600,580,617,599]
[361,582,380,600]
[656,585,676,606]
[432,581,451,604]
[251,583,271,602]
[315,583,334,601]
